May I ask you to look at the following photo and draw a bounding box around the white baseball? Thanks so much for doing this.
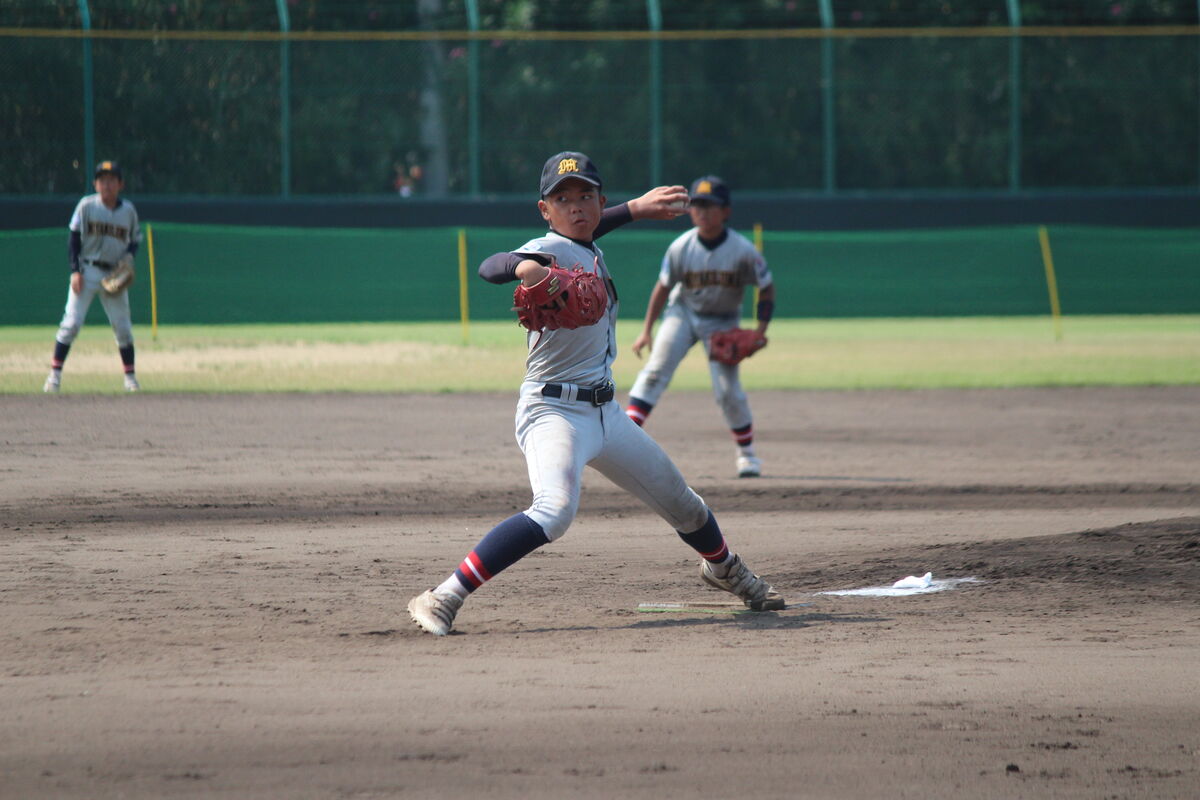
[669,199,689,213]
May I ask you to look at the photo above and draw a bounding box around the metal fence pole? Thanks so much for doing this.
[77,0,94,181]
[275,0,291,197]
[1006,0,1022,192]
[466,0,481,196]
[818,0,835,194]
[646,0,663,186]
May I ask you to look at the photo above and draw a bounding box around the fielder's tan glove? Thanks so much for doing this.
[101,254,135,295]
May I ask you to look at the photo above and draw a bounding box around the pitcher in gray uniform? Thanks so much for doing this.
[43,161,142,393]
[407,153,785,636]
[625,175,776,478]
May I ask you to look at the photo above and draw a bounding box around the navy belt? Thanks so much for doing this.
[541,381,615,406]
[85,259,115,270]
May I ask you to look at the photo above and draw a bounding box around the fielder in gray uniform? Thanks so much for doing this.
[43,160,142,393]
[625,175,775,477]
[407,152,785,636]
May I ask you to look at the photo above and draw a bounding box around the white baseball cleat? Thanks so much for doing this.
[700,554,785,611]
[124,374,141,392]
[43,371,61,393]
[408,589,463,636]
[736,455,761,478]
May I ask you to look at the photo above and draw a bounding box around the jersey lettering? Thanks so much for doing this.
[682,269,746,290]
[86,220,130,243]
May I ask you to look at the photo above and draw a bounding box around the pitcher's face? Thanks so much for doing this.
[539,178,605,241]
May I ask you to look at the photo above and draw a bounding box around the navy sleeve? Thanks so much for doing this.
[479,252,546,284]
[594,202,633,240]
[478,252,520,284]
[127,241,140,257]
[68,230,82,273]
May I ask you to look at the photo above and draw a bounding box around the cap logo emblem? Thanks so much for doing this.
[557,158,580,175]
[698,180,713,194]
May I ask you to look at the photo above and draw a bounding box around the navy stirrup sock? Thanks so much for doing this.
[449,513,550,595]
[677,510,730,564]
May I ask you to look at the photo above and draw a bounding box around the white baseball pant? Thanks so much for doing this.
[628,304,752,430]
[54,263,134,348]
[515,380,710,541]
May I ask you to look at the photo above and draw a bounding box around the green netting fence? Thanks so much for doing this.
[5,223,1198,326]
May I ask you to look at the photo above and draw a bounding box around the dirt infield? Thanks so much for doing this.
[2,388,1197,799]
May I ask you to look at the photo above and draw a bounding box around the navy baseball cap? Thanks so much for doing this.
[94,160,122,178]
[689,175,731,206]
[540,152,602,196]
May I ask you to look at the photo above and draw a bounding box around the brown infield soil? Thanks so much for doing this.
[1,387,1198,799]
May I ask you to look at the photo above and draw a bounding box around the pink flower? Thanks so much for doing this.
[1110,3,1124,15]
[851,10,864,22]
[449,46,466,59]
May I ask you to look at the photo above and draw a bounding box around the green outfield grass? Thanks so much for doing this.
[2,315,1197,394]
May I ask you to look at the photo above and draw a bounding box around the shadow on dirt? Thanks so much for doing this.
[628,611,890,631]
[507,610,891,634]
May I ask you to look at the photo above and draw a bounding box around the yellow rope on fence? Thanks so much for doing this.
[3,25,1198,43]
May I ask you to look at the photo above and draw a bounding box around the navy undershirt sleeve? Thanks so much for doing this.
[68,230,82,273]
[478,251,551,284]
[478,252,521,284]
[594,202,633,239]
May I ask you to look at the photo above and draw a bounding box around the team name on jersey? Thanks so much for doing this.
[86,220,129,242]
[682,269,747,290]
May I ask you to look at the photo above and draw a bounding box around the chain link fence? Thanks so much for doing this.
[3,2,1198,197]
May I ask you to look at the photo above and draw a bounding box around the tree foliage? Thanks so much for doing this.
[1,1,1196,195]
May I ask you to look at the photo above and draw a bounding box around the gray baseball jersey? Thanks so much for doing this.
[660,227,772,316]
[69,193,141,265]
[513,231,618,387]
[505,229,708,543]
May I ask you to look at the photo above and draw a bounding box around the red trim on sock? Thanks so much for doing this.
[466,551,493,582]
[700,542,730,563]
[625,406,647,426]
[732,425,754,445]
[454,551,495,590]
[456,562,481,588]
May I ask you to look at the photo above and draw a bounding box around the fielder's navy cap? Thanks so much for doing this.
[94,160,122,178]
[540,152,602,196]
[689,175,731,206]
